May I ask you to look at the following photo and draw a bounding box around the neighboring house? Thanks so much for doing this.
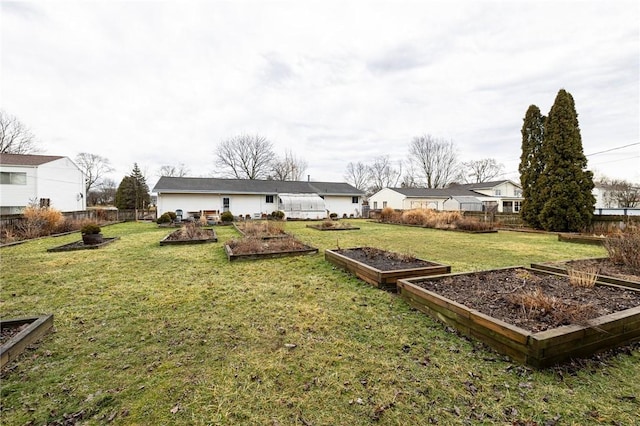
[0,153,86,214]
[152,177,364,220]
[369,180,523,213]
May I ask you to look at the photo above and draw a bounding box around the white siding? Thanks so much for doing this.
[38,158,86,212]
[325,195,360,218]
[158,193,279,218]
[0,158,85,212]
[405,198,447,210]
[368,188,406,210]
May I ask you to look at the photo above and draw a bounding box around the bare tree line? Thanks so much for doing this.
[345,135,505,195]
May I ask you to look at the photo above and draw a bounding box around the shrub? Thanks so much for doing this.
[604,231,640,273]
[454,217,495,232]
[379,207,396,222]
[167,211,177,221]
[17,205,65,238]
[157,212,173,224]
[80,223,101,234]
[401,209,428,225]
[220,211,234,222]
[271,210,285,220]
[329,213,338,220]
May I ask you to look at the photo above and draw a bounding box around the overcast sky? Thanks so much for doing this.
[2,1,638,190]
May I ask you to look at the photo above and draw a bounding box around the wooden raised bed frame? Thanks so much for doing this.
[47,237,119,252]
[530,258,640,290]
[159,229,218,246]
[1,315,54,369]
[325,248,451,291]
[397,267,640,368]
[224,243,318,262]
[557,233,606,245]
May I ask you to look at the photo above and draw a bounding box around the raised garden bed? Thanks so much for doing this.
[233,221,289,239]
[558,233,606,245]
[531,258,639,290]
[159,228,218,246]
[306,222,360,231]
[224,237,318,261]
[47,237,119,252]
[1,315,54,369]
[325,247,451,291]
[397,267,640,368]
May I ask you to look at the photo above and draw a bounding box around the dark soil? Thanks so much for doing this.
[336,247,439,271]
[0,323,29,345]
[164,228,216,241]
[47,238,118,252]
[562,258,640,283]
[411,268,640,333]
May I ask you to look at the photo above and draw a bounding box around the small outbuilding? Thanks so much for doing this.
[278,193,326,219]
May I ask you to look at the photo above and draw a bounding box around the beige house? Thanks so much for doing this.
[369,180,523,213]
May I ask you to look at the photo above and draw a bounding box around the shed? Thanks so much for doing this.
[278,193,326,219]
[443,196,483,212]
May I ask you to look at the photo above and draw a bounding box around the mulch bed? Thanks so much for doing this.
[335,247,440,271]
[411,268,640,333]
[47,238,119,252]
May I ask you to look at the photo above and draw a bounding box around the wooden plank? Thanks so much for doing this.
[1,315,54,369]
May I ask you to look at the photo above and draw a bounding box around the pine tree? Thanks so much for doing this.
[519,105,546,229]
[115,163,151,210]
[537,89,595,232]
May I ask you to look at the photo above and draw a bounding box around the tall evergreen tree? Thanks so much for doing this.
[519,105,546,229]
[115,163,151,210]
[537,89,595,232]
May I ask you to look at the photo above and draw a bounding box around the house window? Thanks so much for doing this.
[39,198,51,208]
[382,201,387,208]
[352,196,359,204]
[373,201,378,209]
[266,195,274,203]
[0,172,27,185]
[223,197,230,212]
[494,189,502,196]
[514,201,522,212]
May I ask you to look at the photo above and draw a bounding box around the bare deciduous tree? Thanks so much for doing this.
[408,135,458,188]
[0,110,40,154]
[368,155,402,194]
[462,158,504,183]
[271,149,307,181]
[344,161,371,192]
[215,134,275,179]
[75,152,114,195]
[599,177,639,208]
[158,163,190,177]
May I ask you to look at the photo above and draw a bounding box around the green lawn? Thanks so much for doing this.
[2,220,638,425]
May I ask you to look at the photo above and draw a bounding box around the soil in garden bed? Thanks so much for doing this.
[335,247,440,271]
[227,237,312,255]
[411,268,640,333]
[562,258,640,283]
[163,228,216,241]
[0,323,29,345]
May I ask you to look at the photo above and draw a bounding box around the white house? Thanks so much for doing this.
[152,177,364,220]
[0,153,86,214]
[369,180,523,213]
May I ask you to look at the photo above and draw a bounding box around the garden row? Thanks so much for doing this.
[4,221,639,371]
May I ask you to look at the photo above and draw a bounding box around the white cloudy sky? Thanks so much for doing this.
[1,1,639,190]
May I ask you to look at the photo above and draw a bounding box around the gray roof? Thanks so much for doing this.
[451,180,518,190]
[153,177,364,196]
[388,187,482,198]
[0,153,65,166]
